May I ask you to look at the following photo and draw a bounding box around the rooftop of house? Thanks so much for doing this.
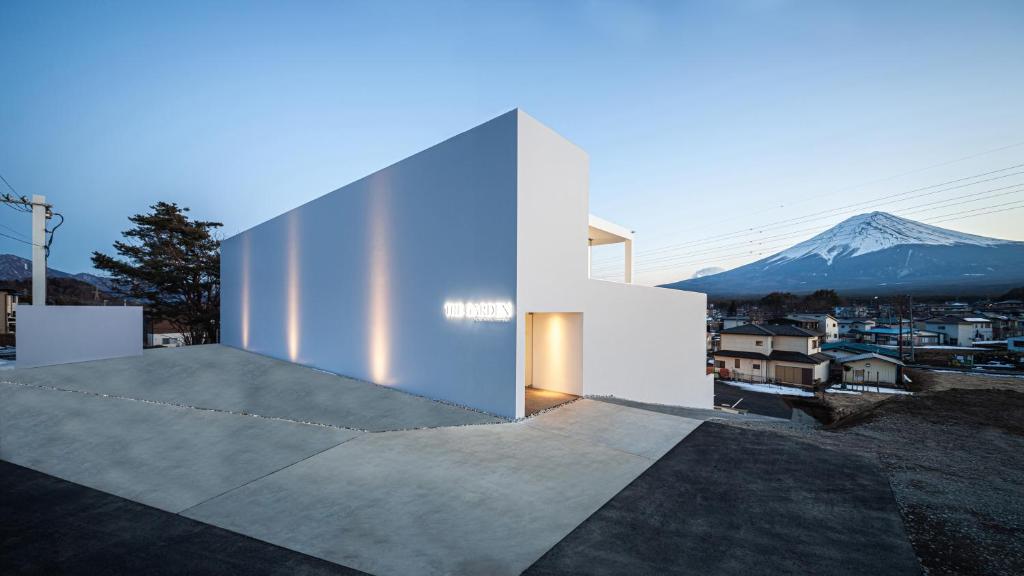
[785,313,836,321]
[839,352,906,366]
[821,341,901,358]
[712,349,831,364]
[720,324,823,337]
[923,316,991,325]
[851,327,936,336]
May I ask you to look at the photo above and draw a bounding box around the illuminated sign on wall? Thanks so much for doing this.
[444,300,514,322]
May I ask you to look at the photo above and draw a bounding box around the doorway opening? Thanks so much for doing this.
[525,312,582,416]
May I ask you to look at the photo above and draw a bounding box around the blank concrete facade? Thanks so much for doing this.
[16,305,142,368]
[221,110,710,418]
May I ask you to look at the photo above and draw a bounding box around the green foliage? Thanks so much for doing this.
[92,202,222,345]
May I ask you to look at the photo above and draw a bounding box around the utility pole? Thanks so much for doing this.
[31,195,48,306]
[1,192,54,306]
[898,309,904,361]
[909,294,915,363]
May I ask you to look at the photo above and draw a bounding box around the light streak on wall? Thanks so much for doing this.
[368,177,392,384]
[547,313,566,381]
[241,233,251,349]
[287,212,301,362]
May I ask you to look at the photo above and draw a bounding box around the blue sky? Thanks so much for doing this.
[2,0,1022,285]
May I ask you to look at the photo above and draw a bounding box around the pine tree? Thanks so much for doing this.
[92,202,222,345]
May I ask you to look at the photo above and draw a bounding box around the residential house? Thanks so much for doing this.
[874,317,913,329]
[146,320,186,348]
[980,312,1014,340]
[837,318,854,336]
[850,327,939,347]
[838,353,905,387]
[919,316,993,346]
[0,289,17,335]
[784,313,839,342]
[834,305,870,318]
[721,316,751,330]
[713,324,830,387]
[851,319,876,333]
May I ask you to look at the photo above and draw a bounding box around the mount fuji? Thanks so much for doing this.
[661,212,1024,297]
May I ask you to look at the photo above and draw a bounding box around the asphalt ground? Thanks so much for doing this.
[0,460,367,576]
[524,421,921,576]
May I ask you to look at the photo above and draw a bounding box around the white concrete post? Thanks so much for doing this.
[624,238,633,284]
[587,239,592,278]
[31,194,47,306]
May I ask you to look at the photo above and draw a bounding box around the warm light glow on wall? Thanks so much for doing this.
[286,213,301,362]
[444,300,514,322]
[241,234,251,349]
[547,313,566,379]
[368,181,391,384]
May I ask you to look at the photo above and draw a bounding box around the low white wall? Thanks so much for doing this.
[17,305,143,368]
[581,280,713,409]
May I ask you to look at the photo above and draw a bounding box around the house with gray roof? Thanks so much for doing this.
[713,324,831,388]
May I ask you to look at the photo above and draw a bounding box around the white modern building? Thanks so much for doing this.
[220,110,711,419]
[919,316,993,346]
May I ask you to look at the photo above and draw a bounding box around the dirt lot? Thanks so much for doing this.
[908,367,1024,392]
[731,385,1024,576]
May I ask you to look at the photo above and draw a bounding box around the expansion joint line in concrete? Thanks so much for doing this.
[0,380,368,432]
[0,380,510,434]
[176,433,363,517]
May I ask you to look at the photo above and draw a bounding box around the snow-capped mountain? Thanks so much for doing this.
[767,212,1010,265]
[661,212,1024,297]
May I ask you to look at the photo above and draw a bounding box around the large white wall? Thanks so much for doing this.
[221,111,520,417]
[17,305,142,368]
[515,111,712,417]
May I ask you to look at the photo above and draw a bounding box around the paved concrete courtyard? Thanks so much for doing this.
[1,344,504,431]
[0,345,703,575]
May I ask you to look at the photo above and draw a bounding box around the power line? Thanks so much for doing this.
[625,163,1024,259]
[592,182,1024,271]
[0,221,29,240]
[634,140,1024,251]
[0,171,33,214]
[0,171,17,195]
[625,202,1024,276]
[0,230,41,247]
[929,203,1024,225]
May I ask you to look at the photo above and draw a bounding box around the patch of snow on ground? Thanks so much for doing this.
[826,388,862,395]
[719,380,815,397]
[927,369,1024,379]
[829,384,913,395]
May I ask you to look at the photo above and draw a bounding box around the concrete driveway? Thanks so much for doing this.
[0,345,703,576]
[2,345,503,431]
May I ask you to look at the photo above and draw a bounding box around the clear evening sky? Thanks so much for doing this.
[2,1,1022,286]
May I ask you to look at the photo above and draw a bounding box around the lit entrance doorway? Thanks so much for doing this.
[525,312,582,416]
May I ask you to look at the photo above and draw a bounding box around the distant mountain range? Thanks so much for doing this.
[661,212,1024,298]
[0,253,113,292]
